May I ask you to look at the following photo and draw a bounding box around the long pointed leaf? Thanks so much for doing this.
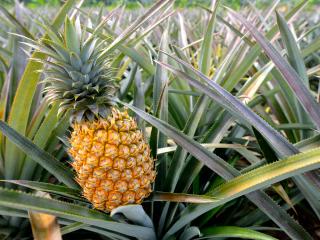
[0,121,78,189]
[228,9,320,130]
[0,188,156,240]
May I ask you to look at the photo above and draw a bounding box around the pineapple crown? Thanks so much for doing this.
[36,17,117,122]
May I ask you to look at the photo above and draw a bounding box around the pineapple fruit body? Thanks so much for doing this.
[69,109,155,212]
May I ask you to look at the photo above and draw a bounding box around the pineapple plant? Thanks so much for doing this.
[0,0,319,239]
[35,17,156,212]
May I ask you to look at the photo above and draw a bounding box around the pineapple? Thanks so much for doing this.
[35,17,156,212]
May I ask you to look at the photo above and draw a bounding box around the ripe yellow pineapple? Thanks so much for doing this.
[35,17,156,212]
[69,109,155,211]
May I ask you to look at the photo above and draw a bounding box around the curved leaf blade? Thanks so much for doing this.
[0,121,78,189]
[0,188,155,240]
[1,180,82,201]
[201,226,278,240]
[209,148,320,198]
[228,9,320,130]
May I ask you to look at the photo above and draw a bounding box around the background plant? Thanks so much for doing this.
[0,0,319,239]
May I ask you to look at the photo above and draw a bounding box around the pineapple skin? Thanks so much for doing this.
[69,108,156,212]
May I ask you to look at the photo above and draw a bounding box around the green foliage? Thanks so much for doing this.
[0,0,319,239]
